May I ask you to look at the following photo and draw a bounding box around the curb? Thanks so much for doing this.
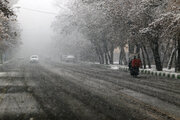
[116,66,180,80]
[0,72,22,77]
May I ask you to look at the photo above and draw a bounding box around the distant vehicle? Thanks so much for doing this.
[62,55,76,63]
[30,55,39,63]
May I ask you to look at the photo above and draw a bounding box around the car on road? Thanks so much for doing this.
[30,55,39,63]
[62,55,76,63]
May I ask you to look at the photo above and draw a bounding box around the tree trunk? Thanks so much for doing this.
[119,47,122,65]
[108,51,114,64]
[103,40,110,64]
[141,48,146,69]
[143,46,151,69]
[99,56,103,64]
[151,40,162,71]
[105,53,109,64]
[119,50,122,65]
[109,44,114,64]
[135,44,140,54]
[119,47,125,65]
[0,52,3,64]
[95,47,103,64]
[107,52,112,64]
[100,52,104,64]
[98,53,104,64]
[129,43,135,54]
[162,41,170,67]
[96,47,104,64]
[167,48,176,69]
[176,35,180,72]
[111,51,114,64]
[95,47,101,64]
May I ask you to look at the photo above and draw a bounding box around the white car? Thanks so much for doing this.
[30,55,39,63]
[62,55,76,63]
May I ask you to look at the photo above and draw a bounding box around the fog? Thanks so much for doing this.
[16,0,60,58]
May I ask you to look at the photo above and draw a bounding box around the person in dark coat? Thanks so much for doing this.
[136,55,142,68]
[131,56,142,76]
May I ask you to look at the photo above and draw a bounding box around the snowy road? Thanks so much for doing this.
[0,61,179,120]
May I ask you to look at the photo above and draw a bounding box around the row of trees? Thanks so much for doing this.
[53,0,180,71]
[0,0,21,63]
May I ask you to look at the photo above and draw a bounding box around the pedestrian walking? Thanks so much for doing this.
[131,55,142,77]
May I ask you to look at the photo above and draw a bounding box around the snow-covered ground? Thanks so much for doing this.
[109,64,180,79]
[111,63,176,72]
[80,62,179,79]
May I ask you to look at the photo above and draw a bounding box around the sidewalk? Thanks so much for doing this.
[109,64,180,79]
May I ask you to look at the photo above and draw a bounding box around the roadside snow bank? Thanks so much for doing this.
[109,65,180,80]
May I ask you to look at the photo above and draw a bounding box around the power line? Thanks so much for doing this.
[20,7,57,15]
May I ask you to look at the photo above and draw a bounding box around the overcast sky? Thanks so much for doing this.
[16,0,62,57]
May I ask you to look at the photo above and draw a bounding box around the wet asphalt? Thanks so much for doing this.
[0,61,179,120]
